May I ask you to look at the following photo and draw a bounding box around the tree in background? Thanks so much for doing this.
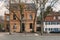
[5,0,25,34]
[19,3,25,32]
[5,0,59,35]
[0,16,4,32]
[33,0,59,35]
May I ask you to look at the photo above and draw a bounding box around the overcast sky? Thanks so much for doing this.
[0,0,60,16]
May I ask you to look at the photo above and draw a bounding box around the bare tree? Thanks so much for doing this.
[5,0,59,35]
[5,0,25,34]
[32,0,59,35]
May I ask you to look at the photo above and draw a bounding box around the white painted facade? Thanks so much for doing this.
[44,22,60,32]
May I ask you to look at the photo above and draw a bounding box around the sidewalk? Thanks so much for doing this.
[11,32,60,36]
[0,32,60,36]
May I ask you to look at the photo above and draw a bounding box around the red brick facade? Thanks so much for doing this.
[4,3,37,32]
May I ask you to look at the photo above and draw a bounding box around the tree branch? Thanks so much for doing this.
[6,7,21,22]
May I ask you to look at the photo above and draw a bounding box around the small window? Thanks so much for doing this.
[13,24,16,29]
[45,22,47,25]
[46,22,51,25]
[51,28,52,31]
[49,22,51,25]
[58,28,60,31]
[30,23,32,29]
[54,28,58,31]
[13,14,16,20]
[29,14,33,20]
[45,28,47,31]
[6,16,10,21]
[51,22,57,25]
[6,24,9,29]
[49,28,50,31]
[57,22,60,25]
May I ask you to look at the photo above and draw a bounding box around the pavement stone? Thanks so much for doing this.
[0,32,60,40]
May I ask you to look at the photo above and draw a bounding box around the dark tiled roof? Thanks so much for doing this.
[10,3,36,11]
[44,11,60,22]
[10,4,20,10]
[47,11,60,16]
[25,3,36,11]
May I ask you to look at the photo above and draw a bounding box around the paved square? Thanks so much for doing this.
[0,32,60,40]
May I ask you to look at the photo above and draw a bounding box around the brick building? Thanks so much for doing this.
[44,11,60,33]
[4,3,37,32]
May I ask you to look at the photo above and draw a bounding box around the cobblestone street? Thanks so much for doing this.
[0,32,60,40]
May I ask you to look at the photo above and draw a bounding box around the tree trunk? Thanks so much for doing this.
[41,20,43,35]
[8,8,11,34]
[40,9,44,35]
[20,16,22,33]
[32,10,37,32]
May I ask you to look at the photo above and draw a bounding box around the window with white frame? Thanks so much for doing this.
[45,22,60,25]
[45,22,51,25]
[6,16,10,21]
[57,22,60,25]
[51,22,57,25]
[29,14,33,20]
[45,28,47,31]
